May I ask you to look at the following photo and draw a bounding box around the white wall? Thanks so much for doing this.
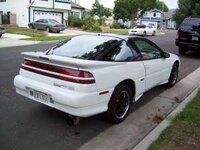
[32,0,53,8]
[0,0,29,27]
[54,1,71,10]
[0,0,70,27]
[143,11,162,18]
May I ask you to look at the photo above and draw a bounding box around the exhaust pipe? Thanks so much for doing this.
[66,115,80,126]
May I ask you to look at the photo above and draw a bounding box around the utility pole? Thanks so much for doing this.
[162,0,164,30]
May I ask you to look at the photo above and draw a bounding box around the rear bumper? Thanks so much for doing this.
[51,27,65,32]
[14,75,114,117]
[176,39,200,50]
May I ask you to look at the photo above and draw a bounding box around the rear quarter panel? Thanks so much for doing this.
[91,61,145,98]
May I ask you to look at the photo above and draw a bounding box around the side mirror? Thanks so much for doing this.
[161,52,170,58]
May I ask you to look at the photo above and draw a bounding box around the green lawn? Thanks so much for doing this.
[6,27,44,37]
[6,27,71,41]
[149,91,200,150]
[22,36,71,41]
[110,28,129,35]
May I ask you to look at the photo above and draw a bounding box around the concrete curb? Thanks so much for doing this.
[133,84,200,150]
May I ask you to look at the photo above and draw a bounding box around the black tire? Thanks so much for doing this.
[0,34,2,38]
[167,63,179,87]
[143,31,147,36]
[179,47,186,55]
[104,84,133,124]
[152,31,156,36]
[29,24,34,29]
[56,30,60,33]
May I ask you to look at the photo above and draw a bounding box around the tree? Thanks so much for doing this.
[90,0,112,18]
[113,0,167,25]
[156,0,169,12]
[173,0,200,28]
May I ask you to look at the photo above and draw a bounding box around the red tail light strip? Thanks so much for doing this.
[22,59,95,84]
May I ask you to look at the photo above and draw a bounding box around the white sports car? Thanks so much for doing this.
[14,34,180,124]
[129,25,157,36]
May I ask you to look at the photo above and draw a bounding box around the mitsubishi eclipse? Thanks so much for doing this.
[14,34,180,124]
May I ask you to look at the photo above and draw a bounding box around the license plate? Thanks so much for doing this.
[30,89,50,103]
[192,36,199,41]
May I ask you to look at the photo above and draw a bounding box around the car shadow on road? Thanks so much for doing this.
[184,51,200,59]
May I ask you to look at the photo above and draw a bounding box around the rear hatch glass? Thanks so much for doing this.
[49,35,120,60]
[181,18,200,30]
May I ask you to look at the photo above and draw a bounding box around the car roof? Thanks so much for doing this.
[74,34,139,41]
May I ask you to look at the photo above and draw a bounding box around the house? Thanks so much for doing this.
[71,2,85,19]
[163,10,176,29]
[139,9,163,29]
[0,0,71,27]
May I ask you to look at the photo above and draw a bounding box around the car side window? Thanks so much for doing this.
[133,39,162,60]
[105,41,134,62]
[36,19,42,23]
[43,20,48,23]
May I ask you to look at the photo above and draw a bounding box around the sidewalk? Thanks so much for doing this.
[0,33,39,48]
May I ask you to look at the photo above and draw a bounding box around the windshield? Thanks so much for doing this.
[52,35,120,60]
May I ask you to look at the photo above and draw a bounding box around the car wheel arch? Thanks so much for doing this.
[115,79,136,101]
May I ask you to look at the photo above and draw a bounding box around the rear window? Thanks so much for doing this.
[181,18,200,27]
[136,25,146,29]
[51,35,120,60]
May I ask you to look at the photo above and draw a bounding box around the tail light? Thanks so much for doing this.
[21,59,95,84]
[176,31,180,38]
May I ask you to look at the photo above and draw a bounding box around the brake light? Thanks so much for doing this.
[176,31,180,38]
[22,59,95,84]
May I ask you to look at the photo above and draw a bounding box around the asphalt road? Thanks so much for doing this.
[0,31,199,150]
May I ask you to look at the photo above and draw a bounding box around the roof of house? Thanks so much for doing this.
[71,2,85,10]
[164,12,174,19]
[149,9,163,14]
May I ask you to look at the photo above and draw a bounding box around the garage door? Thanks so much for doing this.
[33,11,63,24]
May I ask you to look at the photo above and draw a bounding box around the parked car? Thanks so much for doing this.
[14,34,180,124]
[0,25,5,38]
[118,23,129,29]
[28,19,65,33]
[129,25,156,36]
[176,17,200,55]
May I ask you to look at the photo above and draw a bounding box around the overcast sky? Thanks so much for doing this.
[78,0,178,10]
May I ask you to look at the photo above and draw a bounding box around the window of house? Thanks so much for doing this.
[0,0,6,2]
[71,12,80,18]
[153,13,156,17]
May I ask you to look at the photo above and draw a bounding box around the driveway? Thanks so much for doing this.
[0,33,39,48]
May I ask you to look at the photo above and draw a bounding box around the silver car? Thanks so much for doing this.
[0,25,5,38]
[28,19,65,33]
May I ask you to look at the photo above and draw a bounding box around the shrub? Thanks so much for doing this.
[110,21,121,29]
[68,16,83,27]
[91,23,102,32]
[81,25,90,31]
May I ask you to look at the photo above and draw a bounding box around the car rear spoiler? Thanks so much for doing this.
[21,52,126,69]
